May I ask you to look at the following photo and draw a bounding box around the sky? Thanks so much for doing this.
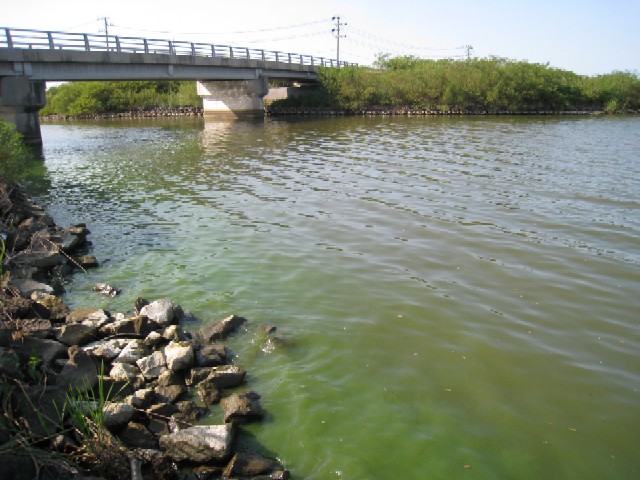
[2,0,638,76]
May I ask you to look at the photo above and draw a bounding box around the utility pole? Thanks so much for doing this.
[98,16,113,50]
[464,44,474,60]
[332,16,346,67]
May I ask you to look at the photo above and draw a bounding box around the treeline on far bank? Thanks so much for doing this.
[40,56,640,116]
[40,80,200,117]
[278,56,640,114]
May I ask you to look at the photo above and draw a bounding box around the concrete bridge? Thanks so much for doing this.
[0,27,354,144]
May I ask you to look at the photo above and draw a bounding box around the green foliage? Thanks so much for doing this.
[41,80,201,116]
[0,119,36,180]
[279,57,640,113]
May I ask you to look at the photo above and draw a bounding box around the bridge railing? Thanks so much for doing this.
[1,27,356,68]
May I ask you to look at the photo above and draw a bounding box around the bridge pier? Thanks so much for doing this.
[197,78,268,117]
[0,76,46,145]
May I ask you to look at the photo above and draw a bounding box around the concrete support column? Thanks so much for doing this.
[197,78,268,117]
[0,76,46,145]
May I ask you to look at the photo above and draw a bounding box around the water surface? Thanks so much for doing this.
[29,115,640,479]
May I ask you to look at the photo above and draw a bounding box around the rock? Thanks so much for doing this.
[16,385,67,440]
[9,250,61,269]
[92,282,120,297]
[164,341,194,372]
[162,324,186,341]
[66,307,102,323]
[156,369,184,387]
[197,381,221,405]
[205,365,246,389]
[144,330,164,348]
[194,343,227,367]
[100,318,139,336]
[136,351,167,380]
[114,339,147,365]
[147,417,170,436]
[154,384,186,403]
[83,338,130,362]
[147,402,180,419]
[220,391,265,424]
[223,452,285,478]
[56,345,98,392]
[159,424,235,462]
[102,402,135,429]
[72,255,99,268]
[109,362,140,382]
[7,278,53,297]
[31,293,69,320]
[127,388,155,409]
[56,322,98,346]
[0,347,22,379]
[19,337,66,364]
[80,309,112,328]
[140,299,176,327]
[186,367,215,386]
[174,400,208,424]
[199,314,246,342]
[118,422,158,449]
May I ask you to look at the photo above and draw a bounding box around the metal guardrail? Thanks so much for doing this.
[1,27,356,69]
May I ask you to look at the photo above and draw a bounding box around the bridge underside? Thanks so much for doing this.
[0,48,318,143]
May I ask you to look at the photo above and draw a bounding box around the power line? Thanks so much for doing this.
[114,18,329,37]
[348,26,463,53]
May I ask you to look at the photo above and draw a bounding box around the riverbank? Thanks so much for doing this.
[40,106,203,122]
[0,179,289,480]
[265,105,640,116]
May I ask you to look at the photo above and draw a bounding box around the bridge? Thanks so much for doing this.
[0,27,354,144]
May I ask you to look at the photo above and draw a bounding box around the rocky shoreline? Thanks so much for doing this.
[40,106,204,121]
[0,179,289,480]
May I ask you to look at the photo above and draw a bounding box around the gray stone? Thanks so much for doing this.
[186,367,215,386]
[56,345,98,392]
[114,339,147,364]
[102,402,135,429]
[19,338,66,364]
[156,369,184,387]
[154,384,186,403]
[164,341,194,372]
[83,338,130,361]
[127,388,155,409]
[220,390,265,424]
[140,299,176,326]
[162,324,186,341]
[197,381,221,405]
[223,452,285,478]
[0,348,22,379]
[136,351,167,380]
[159,424,235,462]
[118,422,158,449]
[194,343,226,367]
[109,362,140,382]
[56,323,98,346]
[7,278,53,297]
[206,365,246,389]
[199,314,246,342]
[144,330,163,348]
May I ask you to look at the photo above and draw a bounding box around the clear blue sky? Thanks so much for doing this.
[2,0,638,75]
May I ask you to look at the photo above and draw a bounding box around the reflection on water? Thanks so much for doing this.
[31,115,640,480]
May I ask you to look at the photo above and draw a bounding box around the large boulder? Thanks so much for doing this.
[114,339,148,365]
[159,424,235,462]
[164,341,194,372]
[205,365,246,389]
[102,402,135,429]
[223,452,289,479]
[220,390,265,424]
[139,299,176,327]
[56,345,98,392]
[136,351,167,380]
[109,362,140,382]
[55,322,98,346]
[199,315,246,342]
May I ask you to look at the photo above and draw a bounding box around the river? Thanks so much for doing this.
[26,115,640,479]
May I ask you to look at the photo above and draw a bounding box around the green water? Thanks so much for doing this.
[28,115,640,479]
